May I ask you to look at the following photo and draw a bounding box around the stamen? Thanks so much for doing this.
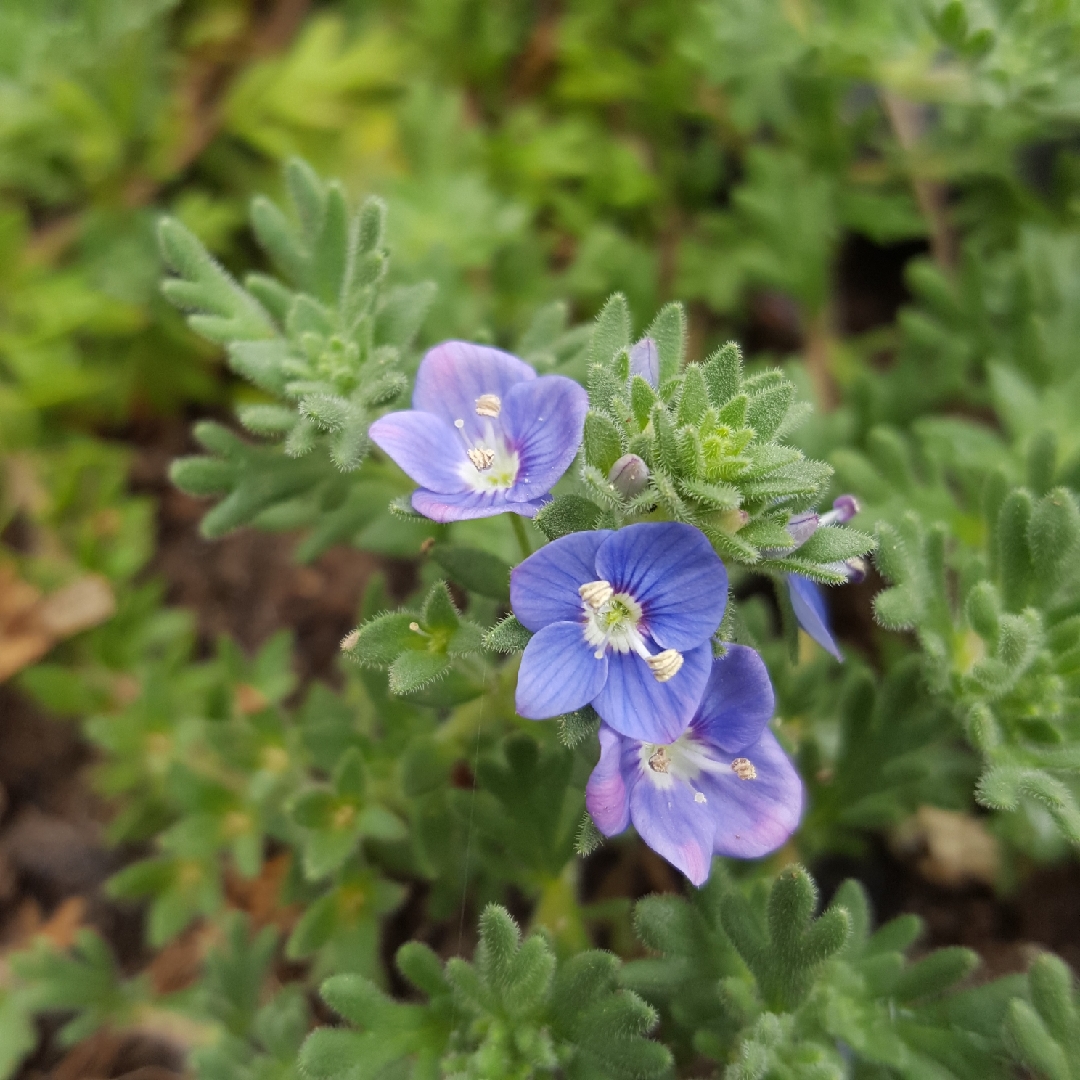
[648,747,670,773]
[454,419,464,429]
[579,580,614,609]
[467,447,496,471]
[731,757,757,780]
[694,791,706,804]
[646,648,684,682]
[475,394,501,417]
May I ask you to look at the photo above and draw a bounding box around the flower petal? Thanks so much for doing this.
[411,488,548,523]
[591,640,711,743]
[696,729,803,859]
[412,341,536,443]
[515,621,609,719]
[595,523,727,651]
[629,763,713,886]
[510,530,612,631]
[787,574,842,660]
[586,724,631,836]
[501,375,588,503]
[629,338,659,388]
[691,645,775,755]
[369,411,469,493]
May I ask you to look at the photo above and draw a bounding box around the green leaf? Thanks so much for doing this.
[483,615,533,653]
[421,581,460,632]
[746,379,795,441]
[646,302,686,384]
[347,612,419,668]
[388,651,451,696]
[794,525,875,563]
[357,806,407,842]
[535,495,604,540]
[557,705,601,748]
[431,545,512,601]
[703,341,743,406]
[584,410,625,474]
[590,293,631,368]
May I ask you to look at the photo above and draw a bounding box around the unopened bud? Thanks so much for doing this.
[821,494,860,527]
[844,557,867,584]
[786,511,819,549]
[608,454,650,498]
[629,338,659,387]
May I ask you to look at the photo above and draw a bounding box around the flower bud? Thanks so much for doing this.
[629,338,659,387]
[786,511,819,548]
[844,557,867,584]
[608,453,650,498]
[823,494,860,525]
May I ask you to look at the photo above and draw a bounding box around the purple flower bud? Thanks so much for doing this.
[844,556,867,584]
[821,494,860,526]
[608,453,649,497]
[629,337,659,388]
[786,511,819,548]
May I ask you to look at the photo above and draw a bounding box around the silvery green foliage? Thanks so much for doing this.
[300,903,671,1080]
[564,294,874,580]
[625,867,1017,1080]
[832,416,1080,850]
[160,158,435,543]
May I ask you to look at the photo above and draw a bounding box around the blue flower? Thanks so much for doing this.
[585,645,803,886]
[369,341,588,522]
[783,495,864,661]
[511,522,728,743]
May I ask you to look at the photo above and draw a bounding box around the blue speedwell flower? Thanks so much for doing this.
[585,645,803,886]
[783,495,864,661]
[369,341,588,522]
[511,522,727,743]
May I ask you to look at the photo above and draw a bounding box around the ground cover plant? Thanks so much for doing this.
[4,1,1080,1078]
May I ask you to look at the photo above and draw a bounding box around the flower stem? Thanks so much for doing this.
[510,513,533,560]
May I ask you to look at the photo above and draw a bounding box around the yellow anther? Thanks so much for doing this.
[467,447,496,471]
[475,393,502,417]
[579,580,614,609]
[731,757,757,780]
[646,649,684,682]
[648,747,671,773]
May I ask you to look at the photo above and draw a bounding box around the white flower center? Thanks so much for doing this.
[454,415,519,492]
[579,580,683,681]
[639,732,755,792]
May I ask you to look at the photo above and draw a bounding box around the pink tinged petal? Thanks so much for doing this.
[411,489,548,523]
[501,375,588,503]
[591,641,711,744]
[629,765,713,887]
[510,530,612,632]
[586,725,631,836]
[515,621,609,719]
[787,574,842,661]
[629,338,659,388]
[698,730,803,859]
[369,411,470,493]
[595,523,727,651]
[786,511,819,549]
[412,341,536,443]
[691,645,775,755]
